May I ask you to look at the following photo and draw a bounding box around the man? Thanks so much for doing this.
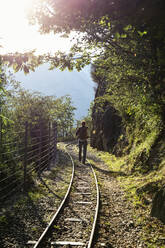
[76,121,88,164]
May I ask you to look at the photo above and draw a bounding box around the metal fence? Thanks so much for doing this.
[0,121,57,202]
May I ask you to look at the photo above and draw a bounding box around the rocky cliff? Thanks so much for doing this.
[90,80,123,154]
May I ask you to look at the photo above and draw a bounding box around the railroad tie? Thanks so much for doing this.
[27,241,37,245]
[27,240,86,246]
[74,201,92,204]
[78,175,89,178]
[76,187,90,189]
[74,192,91,195]
[51,241,85,246]
[77,182,89,185]
[65,217,87,222]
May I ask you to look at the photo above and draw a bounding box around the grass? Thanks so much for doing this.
[28,191,43,201]
[0,215,7,225]
[88,133,165,248]
[98,149,165,202]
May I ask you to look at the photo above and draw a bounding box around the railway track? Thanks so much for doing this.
[27,143,100,247]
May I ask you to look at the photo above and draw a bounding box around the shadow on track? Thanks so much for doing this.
[90,163,127,177]
[38,174,62,199]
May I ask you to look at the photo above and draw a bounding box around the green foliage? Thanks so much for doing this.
[2,84,76,138]
[0,75,76,202]
[77,101,94,135]
[0,0,164,175]
[48,95,76,138]
[28,191,43,201]
[89,144,165,247]
[0,215,7,225]
[0,0,164,76]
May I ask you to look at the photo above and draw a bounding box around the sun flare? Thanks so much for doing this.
[0,0,71,54]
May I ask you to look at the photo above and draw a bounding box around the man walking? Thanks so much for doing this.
[76,121,88,164]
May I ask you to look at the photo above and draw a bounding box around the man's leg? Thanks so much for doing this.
[82,141,87,164]
[79,141,82,162]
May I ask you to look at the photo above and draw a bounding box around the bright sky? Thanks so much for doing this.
[0,0,72,55]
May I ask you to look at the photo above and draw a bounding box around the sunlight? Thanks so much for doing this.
[0,0,72,54]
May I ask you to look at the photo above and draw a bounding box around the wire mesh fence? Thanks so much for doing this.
[0,120,57,202]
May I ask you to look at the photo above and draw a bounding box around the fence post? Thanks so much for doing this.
[39,121,42,174]
[0,115,2,157]
[24,121,28,192]
[48,122,51,170]
[53,122,57,164]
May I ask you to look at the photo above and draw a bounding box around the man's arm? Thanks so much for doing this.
[76,128,80,137]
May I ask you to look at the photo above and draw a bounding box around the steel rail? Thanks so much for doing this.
[66,141,100,248]
[87,161,100,248]
[33,147,75,248]
[61,142,100,247]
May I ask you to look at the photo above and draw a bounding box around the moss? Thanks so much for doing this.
[88,140,165,247]
[28,191,43,201]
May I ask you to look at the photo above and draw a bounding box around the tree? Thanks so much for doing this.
[27,0,163,158]
[3,85,76,139]
[29,0,165,66]
[0,0,164,77]
[1,0,164,148]
[50,95,76,139]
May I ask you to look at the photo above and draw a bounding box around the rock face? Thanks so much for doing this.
[151,187,165,224]
[91,104,122,152]
[90,80,122,153]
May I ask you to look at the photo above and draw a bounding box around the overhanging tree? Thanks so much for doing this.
[0,0,164,142]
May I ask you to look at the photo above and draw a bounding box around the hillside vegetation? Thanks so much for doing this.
[29,0,165,223]
[28,0,165,159]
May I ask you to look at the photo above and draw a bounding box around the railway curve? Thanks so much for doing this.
[28,143,100,248]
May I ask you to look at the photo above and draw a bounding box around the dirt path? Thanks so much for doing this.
[66,143,145,247]
[85,145,165,248]
[90,160,144,247]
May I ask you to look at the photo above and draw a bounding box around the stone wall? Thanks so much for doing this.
[90,80,122,153]
[151,186,165,224]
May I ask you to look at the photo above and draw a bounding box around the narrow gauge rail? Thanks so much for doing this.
[28,145,99,248]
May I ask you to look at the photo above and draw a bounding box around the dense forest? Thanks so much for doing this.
[0,0,165,234]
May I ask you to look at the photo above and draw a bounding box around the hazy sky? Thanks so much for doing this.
[0,0,72,54]
[15,64,96,119]
[0,0,95,119]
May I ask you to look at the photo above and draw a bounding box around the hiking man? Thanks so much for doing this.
[76,121,88,164]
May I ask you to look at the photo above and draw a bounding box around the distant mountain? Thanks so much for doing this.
[14,64,96,119]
